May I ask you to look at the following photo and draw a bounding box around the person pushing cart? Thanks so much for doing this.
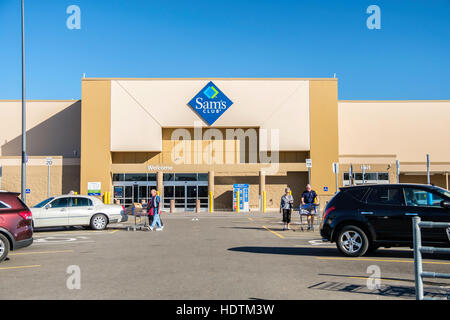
[300,184,319,231]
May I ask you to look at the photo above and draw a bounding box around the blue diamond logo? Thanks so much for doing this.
[188,81,233,125]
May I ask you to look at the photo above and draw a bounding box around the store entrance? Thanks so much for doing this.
[112,173,157,206]
[163,173,209,211]
[113,182,157,206]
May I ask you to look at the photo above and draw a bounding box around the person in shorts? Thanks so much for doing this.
[280,188,294,230]
[301,184,319,230]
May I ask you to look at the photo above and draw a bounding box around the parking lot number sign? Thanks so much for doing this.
[87,182,101,196]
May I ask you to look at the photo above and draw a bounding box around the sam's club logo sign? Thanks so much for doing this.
[188,81,233,125]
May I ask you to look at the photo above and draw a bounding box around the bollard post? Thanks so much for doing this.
[263,191,266,213]
[209,191,213,213]
[413,216,424,300]
[196,199,200,213]
[236,190,240,213]
[170,199,175,213]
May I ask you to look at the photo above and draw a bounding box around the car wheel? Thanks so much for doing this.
[0,234,10,263]
[336,225,369,257]
[90,214,108,230]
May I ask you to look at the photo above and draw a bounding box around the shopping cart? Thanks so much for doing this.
[298,203,320,231]
[126,206,150,231]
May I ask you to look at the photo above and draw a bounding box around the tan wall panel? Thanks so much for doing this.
[214,175,259,210]
[62,165,81,194]
[400,174,447,189]
[0,100,82,200]
[2,165,62,206]
[0,100,81,158]
[338,101,450,162]
[309,80,339,198]
[213,172,307,210]
[266,172,308,209]
[110,79,311,151]
[80,80,112,195]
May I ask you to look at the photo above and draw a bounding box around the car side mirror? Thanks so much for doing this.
[45,204,51,209]
[441,200,450,209]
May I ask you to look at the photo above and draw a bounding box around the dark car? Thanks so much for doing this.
[0,192,33,263]
[320,184,450,257]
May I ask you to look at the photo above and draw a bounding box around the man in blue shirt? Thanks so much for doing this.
[301,184,319,231]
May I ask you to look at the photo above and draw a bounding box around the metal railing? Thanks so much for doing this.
[412,216,450,300]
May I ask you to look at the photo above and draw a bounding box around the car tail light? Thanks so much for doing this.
[18,210,33,220]
[121,205,125,213]
[323,206,335,221]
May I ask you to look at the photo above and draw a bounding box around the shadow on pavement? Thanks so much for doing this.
[318,273,450,287]
[228,246,450,260]
[308,281,449,300]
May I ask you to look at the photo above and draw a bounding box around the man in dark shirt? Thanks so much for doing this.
[301,184,319,231]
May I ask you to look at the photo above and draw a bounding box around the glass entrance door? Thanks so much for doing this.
[113,173,157,206]
[163,173,208,211]
[164,184,208,211]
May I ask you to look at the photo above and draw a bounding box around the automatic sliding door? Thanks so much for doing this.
[124,185,133,206]
[175,186,185,210]
[163,186,174,209]
[163,173,209,212]
[186,186,197,211]
[198,185,208,209]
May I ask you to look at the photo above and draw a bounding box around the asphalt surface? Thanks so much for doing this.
[0,212,449,300]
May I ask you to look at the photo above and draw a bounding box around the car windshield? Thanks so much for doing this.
[34,197,54,208]
[432,186,450,199]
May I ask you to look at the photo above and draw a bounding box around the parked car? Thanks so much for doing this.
[0,192,33,263]
[31,195,127,230]
[320,184,450,257]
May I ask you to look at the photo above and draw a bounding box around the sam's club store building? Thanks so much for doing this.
[1,78,449,211]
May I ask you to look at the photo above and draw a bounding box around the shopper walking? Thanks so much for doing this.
[280,188,294,230]
[148,189,163,231]
[301,184,319,231]
[141,199,152,226]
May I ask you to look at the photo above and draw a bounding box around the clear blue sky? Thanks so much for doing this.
[0,0,449,100]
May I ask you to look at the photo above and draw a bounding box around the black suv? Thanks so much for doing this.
[320,184,450,257]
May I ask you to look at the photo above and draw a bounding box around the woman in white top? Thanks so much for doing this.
[280,188,294,230]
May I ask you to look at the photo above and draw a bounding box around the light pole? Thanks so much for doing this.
[20,0,27,202]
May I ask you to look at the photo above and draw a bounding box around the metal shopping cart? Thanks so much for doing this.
[298,203,320,231]
[126,206,150,231]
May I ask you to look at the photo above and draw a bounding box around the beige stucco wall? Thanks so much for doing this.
[338,101,450,162]
[109,78,311,152]
[80,80,112,195]
[0,100,82,203]
[309,80,339,205]
[0,156,80,206]
[0,100,81,157]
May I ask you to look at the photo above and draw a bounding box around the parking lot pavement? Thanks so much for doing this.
[1,213,449,300]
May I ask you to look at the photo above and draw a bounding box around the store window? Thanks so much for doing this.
[343,172,390,186]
